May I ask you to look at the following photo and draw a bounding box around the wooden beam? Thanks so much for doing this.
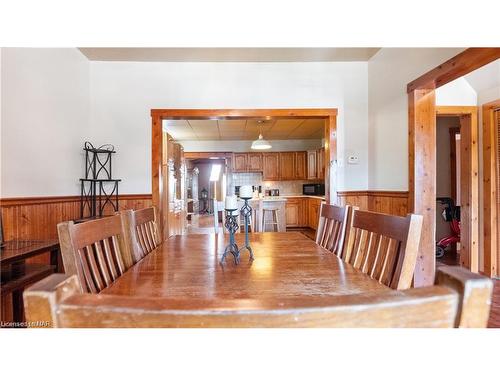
[409,89,436,287]
[407,48,500,93]
[151,108,337,120]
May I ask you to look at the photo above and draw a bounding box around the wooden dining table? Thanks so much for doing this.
[102,232,389,305]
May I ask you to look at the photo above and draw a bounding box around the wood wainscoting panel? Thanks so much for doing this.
[0,194,153,244]
[337,191,409,216]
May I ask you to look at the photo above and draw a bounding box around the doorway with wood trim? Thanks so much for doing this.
[435,107,478,270]
[151,109,338,242]
[408,48,500,287]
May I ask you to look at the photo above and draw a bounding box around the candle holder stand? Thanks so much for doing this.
[220,208,240,265]
[239,197,255,260]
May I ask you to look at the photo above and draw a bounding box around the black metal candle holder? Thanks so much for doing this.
[220,209,240,265]
[239,197,255,261]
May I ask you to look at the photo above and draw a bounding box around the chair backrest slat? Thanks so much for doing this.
[345,209,423,290]
[24,266,494,328]
[57,215,132,294]
[120,207,160,263]
[315,203,351,256]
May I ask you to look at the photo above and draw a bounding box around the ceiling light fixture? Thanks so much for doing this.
[251,121,272,150]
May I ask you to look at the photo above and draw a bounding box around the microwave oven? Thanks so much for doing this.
[302,183,325,196]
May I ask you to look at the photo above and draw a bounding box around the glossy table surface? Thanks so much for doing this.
[0,239,59,265]
[102,233,389,305]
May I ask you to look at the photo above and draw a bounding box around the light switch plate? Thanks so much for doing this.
[347,155,359,164]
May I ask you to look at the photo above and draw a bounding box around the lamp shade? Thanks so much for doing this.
[251,134,272,150]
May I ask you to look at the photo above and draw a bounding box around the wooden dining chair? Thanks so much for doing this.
[343,209,423,290]
[24,266,493,328]
[315,203,352,256]
[57,215,133,293]
[120,207,160,263]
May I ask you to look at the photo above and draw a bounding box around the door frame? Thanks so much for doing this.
[151,108,338,241]
[483,99,500,277]
[436,106,479,271]
[407,48,500,286]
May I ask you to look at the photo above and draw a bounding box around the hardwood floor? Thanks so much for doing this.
[488,279,500,328]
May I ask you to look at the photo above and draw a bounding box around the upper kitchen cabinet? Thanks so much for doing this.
[279,152,296,180]
[295,151,307,180]
[317,147,325,180]
[247,153,263,172]
[263,153,280,180]
[233,153,248,172]
[307,150,317,179]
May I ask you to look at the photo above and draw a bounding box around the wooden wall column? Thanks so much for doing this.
[325,115,338,205]
[409,89,436,287]
[458,112,479,272]
[483,100,500,277]
[151,113,166,242]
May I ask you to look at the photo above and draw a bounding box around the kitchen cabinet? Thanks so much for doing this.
[232,150,322,182]
[279,152,296,180]
[317,147,325,180]
[285,197,307,227]
[247,153,262,171]
[307,150,317,180]
[233,153,248,172]
[307,198,322,230]
[295,151,307,180]
[263,153,280,180]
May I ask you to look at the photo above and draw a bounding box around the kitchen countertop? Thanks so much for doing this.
[241,195,325,202]
[280,194,326,200]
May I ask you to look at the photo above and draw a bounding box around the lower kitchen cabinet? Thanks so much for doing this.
[285,198,304,227]
[307,198,322,230]
[285,197,324,229]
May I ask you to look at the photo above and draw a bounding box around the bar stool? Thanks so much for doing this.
[262,208,279,232]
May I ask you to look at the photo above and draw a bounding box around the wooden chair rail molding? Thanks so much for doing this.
[24,266,493,328]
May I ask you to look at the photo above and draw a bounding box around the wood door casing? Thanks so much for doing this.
[263,153,280,181]
[279,152,296,180]
[152,108,338,240]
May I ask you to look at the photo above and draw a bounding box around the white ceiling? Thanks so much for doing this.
[163,119,324,141]
[463,59,500,94]
[78,48,380,62]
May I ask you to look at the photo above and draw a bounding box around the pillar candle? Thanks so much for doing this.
[225,195,238,210]
[240,185,253,198]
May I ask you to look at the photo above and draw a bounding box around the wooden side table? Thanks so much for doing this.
[1,239,61,324]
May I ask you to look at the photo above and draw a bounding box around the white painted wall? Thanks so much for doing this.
[1,48,90,197]
[179,139,323,152]
[436,77,477,106]
[367,48,465,190]
[89,61,369,195]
